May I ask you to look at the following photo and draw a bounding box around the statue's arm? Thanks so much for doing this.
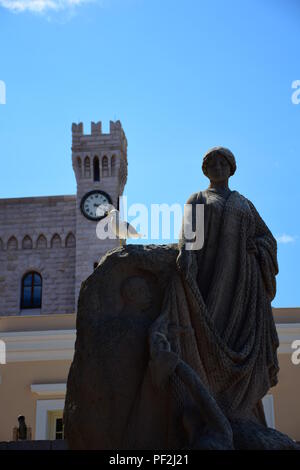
[178,192,200,246]
[247,199,276,242]
[247,199,278,300]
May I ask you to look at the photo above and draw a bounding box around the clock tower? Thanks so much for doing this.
[72,120,128,305]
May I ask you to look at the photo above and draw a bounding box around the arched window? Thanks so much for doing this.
[84,156,91,178]
[102,156,109,177]
[51,234,62,248]
[7,236,18,251]
[22,235,33,250]
[21,272,42,309]
[36,234,47,249]
[65,232,76,248]
[93,156,100,182]
[111,155,117,176]
[77,157,82,178]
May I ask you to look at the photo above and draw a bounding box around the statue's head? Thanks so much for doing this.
[121,276,152,311]
[17,415,26,429]
[202,147,236,183]
[18,415,25,423]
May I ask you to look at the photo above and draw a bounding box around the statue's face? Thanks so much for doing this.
[205,154,231,182]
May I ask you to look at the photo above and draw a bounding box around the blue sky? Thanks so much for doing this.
[0,0,299,307]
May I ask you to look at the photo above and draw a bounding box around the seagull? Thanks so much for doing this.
[108,208,143,241]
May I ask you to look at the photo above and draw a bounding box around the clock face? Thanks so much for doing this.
[80,190,112,221]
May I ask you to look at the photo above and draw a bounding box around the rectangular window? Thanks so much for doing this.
[48,411,64,440]
[55,418,64,440]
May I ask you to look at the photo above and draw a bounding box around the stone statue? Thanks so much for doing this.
[12,415,32,441]
[64,147,300,450]
[175,146,279,423]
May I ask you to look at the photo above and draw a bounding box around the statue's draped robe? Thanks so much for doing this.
[161,189,279,428]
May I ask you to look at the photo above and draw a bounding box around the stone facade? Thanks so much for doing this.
[0,120,127,316]
[0,196,76,316]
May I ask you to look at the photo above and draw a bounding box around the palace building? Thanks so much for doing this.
[0,120,300,443]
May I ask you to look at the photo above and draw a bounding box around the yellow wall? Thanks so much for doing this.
[272,353,300,441]
[0,313,75,332]
[0,360,70,441]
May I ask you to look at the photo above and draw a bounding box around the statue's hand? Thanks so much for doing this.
[150,332,171,360]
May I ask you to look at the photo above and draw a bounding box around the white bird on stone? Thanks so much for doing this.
[108,208,143,240]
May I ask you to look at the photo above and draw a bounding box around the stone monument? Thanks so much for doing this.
[12,416,32,441]
[64,147,300,450]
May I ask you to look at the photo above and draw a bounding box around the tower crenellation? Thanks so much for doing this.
[72,120,127,152]
[91,121,102,135]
